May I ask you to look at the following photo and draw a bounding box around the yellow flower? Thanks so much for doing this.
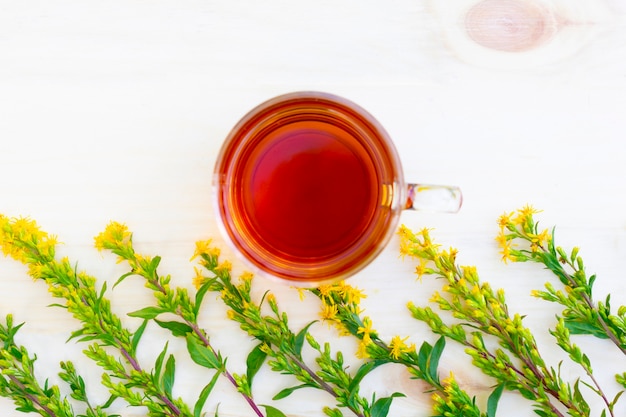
[442,371,456,386]
[341,284,366,305]
[357,317,375,344]
[497,211,514,229]
[266,293,277,306]
[192,267,205,290]
[94,221,130,251]
[513,204,541,225]
[12,217,40,240]
[500,244,516,264]
[236,270,251,281]
[190,239,213,261]
[415,259,429,281]
[356,340,370,359]
[495,230,509,249]
[319,303,339,322]
[429,292,442,304]
[389,335,412,359]
[214,260,232,275]
[316,284,335,299]
[528,228,550,247]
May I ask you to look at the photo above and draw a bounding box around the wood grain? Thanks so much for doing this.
[0,1,625,416]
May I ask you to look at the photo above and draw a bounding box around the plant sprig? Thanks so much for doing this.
[191,245,406,417]
[94,221,267,417]
[0,215,193,417]
[307,282,497,417]
[399,218,621,417]
[0,314,115,417]
[497,206,626,356]
[0,208,624,417]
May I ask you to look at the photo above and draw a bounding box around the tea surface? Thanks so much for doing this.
[240,120,378,261]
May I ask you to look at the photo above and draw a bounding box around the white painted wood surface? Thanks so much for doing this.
[1,1,625,416]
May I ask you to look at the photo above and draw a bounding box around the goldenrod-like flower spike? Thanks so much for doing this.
[388,335,413,360]
[339,283,366,306]
[356,317,375,345]
[190,239,213,261]
[319,303,339,322]
[355,340,370,359]
[415,258,429,280]
[213,260,232,280]
[497,211,515,229]
[192,266,205,290]
[316,284,334,299]
[94,221,131,251]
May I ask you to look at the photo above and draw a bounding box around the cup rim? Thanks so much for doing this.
[213,91,405,286]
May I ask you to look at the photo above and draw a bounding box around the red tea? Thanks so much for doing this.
[215,93,403,284]
[241,120,377,259]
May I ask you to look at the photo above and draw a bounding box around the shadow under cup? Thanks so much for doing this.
[214,92,434,286]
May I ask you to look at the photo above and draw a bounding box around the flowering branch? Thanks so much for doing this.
[308,282,494,417]
[93,222,266,417]
[399,220,621,417]
[0,216,193,417]
[496,206,626,357]
[191,246,405,417]
[0,314,115,417]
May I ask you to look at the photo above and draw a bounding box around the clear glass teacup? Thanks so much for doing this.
[214,91,462,286]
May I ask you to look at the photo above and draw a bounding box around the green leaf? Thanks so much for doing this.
[101,393,118,409]
[534,409,551,417]
[67,328,87,343]
[154,343,169,380]
[186,334,222,370]
[349,360,386,394]
[194,281,211,316]
[417,337,445,383]
[148,255,162,273]
[163,354,176,397]
[128,306,165,320]
[194,371,221,417]
[563,320,609,339]
[261,405,288,417]
[342,312,361,335]
[487,384,505,417]
[272,383,315,400]
[155,319,193,337]
[113,271,135,289]
[294,321,317,357]
[417,341,432,371]
[609,390,624,411]
[371,392,405,417]
[246,344,267,389]
[98,281,108,304]
[428,337,445,383]
[131,319,149,354]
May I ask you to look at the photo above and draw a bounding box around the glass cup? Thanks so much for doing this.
[214,91,462,286]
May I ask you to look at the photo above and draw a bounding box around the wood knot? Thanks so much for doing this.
[464,0,556,52]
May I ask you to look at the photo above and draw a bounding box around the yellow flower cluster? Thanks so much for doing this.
[312,281,376,355]
[316,281,366,319]
[496,204,551,263]
[93,221,131,252]
[388,335,415,360]
[190,239,220,261]
[0,215,58,264]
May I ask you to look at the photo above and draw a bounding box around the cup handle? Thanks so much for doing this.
[404,183,463,213]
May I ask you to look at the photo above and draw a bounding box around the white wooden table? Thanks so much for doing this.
[1,1,625,416]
